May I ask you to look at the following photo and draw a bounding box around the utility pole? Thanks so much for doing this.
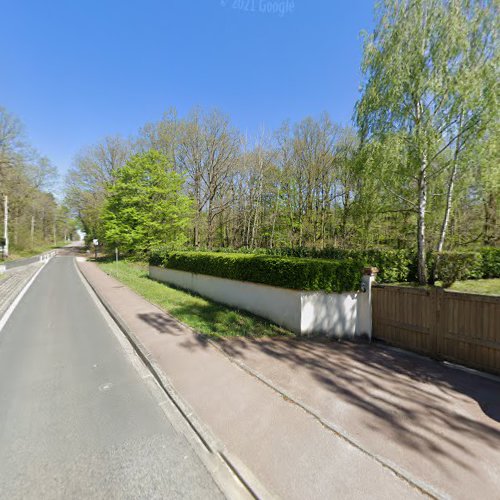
[31,215,35,249]
[3,195,8,258]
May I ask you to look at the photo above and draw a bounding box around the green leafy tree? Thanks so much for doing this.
[356,0,498,283]
[103,151,192,256]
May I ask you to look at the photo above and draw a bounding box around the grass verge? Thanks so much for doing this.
[0,241,66,262]
[383,279,500,295]
[447,278,500,295]
[98,261,293,339]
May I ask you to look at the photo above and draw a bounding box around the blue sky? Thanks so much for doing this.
[0,0,375,178]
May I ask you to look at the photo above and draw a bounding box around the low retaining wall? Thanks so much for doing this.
[149,266,375,339]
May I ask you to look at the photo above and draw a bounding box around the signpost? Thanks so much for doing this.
[93,239,99,260]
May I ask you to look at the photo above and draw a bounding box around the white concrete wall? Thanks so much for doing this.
[150,266,302,332]
[149,266,373,339]
[301,292,358,337]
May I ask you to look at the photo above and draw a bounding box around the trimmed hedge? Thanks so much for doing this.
[480,247,500,278]
[186,246,413,284]
[150,251,365,293]
[149,245,171,267]
[149,245,499,287]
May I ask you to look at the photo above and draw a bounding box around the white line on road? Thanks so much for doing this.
[0,261,51,333]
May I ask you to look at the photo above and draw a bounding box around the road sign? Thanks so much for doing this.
[93,239,99,246]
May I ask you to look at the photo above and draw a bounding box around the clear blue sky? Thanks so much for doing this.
[0,0,375,178]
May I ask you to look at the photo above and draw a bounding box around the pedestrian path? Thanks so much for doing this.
[79,259,430,500]
[0,263,43,319]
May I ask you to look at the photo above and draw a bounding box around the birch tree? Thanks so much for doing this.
[356,0,498,283]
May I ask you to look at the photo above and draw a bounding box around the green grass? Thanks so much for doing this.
[0,241,66,262]
[98,261,293,339]
[447,278,500,295]
[384,279,500,295]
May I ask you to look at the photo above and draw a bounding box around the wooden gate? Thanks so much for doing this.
[372,285,500,375]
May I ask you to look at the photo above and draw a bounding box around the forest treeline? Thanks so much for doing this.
[65,0,498,284]
[0,107,76,258]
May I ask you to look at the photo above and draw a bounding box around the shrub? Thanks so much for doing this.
[480,247,500,278]
[434,251,483,287]
[151,251,365,293]
[149,245,171,267]
[356,249,413,283]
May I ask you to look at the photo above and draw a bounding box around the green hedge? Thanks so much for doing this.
[149,245,499,287]
[479,247,500,278]
[150,251,365,293]
[184,246,412,284]
[432,252,483,287]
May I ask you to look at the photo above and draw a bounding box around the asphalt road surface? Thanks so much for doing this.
[0,256,224,499]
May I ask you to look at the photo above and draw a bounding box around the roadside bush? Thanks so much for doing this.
[149,245,171,267]
[480,247,500,278]
[357,249,413,283]
[152,251,365,293]
[434,251,483,287]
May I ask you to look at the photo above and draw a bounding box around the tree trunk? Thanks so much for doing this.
[484,191,497,246]
[437,112,462,253]
[417,155,428,284]
[437,162,457,254]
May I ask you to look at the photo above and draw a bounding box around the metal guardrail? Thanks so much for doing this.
[1,250,57,272]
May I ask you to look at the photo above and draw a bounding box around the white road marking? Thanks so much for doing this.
[0,261,50,333]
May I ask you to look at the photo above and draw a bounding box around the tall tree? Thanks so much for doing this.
[0,106,69,254]
[102,151,192,256]
[65,135,131,242]
[356,0,498,283]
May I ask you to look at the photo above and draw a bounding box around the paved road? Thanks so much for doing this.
[0,263,43,318]
[0,256,224,500]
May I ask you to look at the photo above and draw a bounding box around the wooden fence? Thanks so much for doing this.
[372,284,500,375]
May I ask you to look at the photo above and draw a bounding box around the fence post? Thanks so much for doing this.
[435,286,444,358]
[429,286,444,358]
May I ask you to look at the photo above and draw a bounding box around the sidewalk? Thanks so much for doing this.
[78,260,500,499]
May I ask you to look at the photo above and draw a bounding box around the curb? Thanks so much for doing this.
[76,260,272,500]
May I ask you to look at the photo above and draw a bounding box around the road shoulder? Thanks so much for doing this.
[0,263,45,325]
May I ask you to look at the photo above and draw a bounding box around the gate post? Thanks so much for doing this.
[356,267,379,341]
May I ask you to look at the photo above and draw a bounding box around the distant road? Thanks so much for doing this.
[0,256,223,499]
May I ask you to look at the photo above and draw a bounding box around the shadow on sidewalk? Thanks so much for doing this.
[167,329,500,476]
[137,312,190,336]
